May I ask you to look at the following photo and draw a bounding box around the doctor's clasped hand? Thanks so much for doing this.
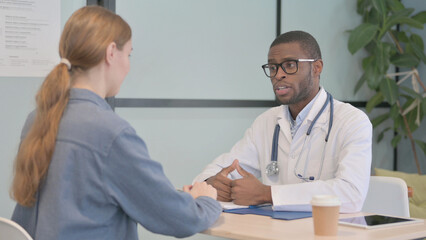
[230,161,272,206]
[207,159,272,206]
[205,160,238,202]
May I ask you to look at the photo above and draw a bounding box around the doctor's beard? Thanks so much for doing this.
[277,68,315,105]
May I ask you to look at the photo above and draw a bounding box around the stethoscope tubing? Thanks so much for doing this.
[267,92,333,180]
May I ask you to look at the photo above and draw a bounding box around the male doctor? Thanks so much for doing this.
[193,31,372,213]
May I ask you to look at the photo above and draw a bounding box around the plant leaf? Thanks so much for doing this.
[400,86,422,98]
[400,94,415,101]
[372,0,386,16]
[390,104,400,120]
[348,23,378,54]
[386,0,404,12]
[402,99,420,133]
[410,34,425,50]
[354,74,367,94]
[423,97,426,117]
[390,53,420,67]
[374,42,391,73]
[407,42,426,64]
[371,112,390,128]
[377,127,391,143]
[366,92,384,113]
[366,7,381,25]
[402,99,419,116]
[385,8,415,30]
[391,135,402,148]
[395,31,409,43]
[394,114,402,130]
[414,139,426,156]
[384,9,423,32]
[409,34,426,64]
[380,78,399,105]
[389,8,414,18]
[365,66,385,90]
[357,0,370,15]
[405,109,419,133]
[391,17,424,29]
[362,56,374,70]
[363,51,386,90]
[412,11,426,24]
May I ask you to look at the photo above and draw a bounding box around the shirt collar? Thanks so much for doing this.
[287,89,321,123]
[69,88,112,111]
[287,87,322,137]
[305,87,329,124]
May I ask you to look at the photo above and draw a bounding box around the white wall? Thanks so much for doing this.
[0,0,86,218]
[116,0,275,100]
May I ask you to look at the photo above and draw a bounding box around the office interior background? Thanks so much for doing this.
[0,0,424,239]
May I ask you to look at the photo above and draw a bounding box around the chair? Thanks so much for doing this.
[0,217,33,240]
[362,176,410,217]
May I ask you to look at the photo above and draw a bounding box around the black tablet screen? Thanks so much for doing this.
[340,215,412,226]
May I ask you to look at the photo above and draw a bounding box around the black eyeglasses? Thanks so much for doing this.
[261,59,316,77]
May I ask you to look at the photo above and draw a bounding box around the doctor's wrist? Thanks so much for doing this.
[262,185,272,204]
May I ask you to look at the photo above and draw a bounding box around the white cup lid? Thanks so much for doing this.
[311,195,341,206]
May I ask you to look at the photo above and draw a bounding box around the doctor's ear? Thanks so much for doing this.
[312,59,323,76]
[105,42,117,65]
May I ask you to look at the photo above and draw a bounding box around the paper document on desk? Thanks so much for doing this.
[219,201,249,210]
[272,203,312,212]
[223,205,312,220]
[220,201,312,212]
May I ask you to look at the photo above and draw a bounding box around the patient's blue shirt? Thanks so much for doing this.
[12,88,221,240]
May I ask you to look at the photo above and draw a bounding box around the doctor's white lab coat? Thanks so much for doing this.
[194,88,372,213]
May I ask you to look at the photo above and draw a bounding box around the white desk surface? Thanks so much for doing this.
[202,212,426,240]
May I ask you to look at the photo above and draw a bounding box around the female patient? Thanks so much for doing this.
[10,6,220,240]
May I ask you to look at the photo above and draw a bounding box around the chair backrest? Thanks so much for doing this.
[0,217,33,240]
[362,176,410,217]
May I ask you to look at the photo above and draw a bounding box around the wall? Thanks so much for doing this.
[0,0,86,218]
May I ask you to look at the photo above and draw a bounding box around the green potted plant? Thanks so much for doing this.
[347,0,425,174]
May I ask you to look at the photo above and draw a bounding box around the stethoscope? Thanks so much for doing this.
[265,92,334,181]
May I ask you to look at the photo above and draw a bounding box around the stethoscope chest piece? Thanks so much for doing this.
[266,161,279,176]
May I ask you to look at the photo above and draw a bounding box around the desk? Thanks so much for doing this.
[202,212,426,240]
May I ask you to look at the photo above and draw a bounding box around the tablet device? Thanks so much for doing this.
[339,214,424,229]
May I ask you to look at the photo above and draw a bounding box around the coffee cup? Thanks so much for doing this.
[311,195,341,236]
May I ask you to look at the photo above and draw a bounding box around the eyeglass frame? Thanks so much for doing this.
[261,59,317,77]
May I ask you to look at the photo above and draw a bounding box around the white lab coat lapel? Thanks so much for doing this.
[272,107,291,183]
[277,88,330,184]
[300,89,331,180]
[276,107,292,143]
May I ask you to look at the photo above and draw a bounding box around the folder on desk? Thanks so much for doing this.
[223,205,312,220]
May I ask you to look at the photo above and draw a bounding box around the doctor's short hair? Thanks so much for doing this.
[270,31,322,60]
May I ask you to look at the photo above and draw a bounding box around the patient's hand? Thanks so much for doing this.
[205,159,239,202]
[184,181,217,200]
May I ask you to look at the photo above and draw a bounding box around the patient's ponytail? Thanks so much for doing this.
[12,63,71,206]
[11,5,131,206]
